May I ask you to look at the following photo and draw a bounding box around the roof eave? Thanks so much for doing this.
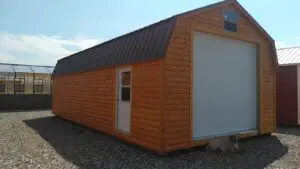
[231,0,278,66]
[232,0,274,42]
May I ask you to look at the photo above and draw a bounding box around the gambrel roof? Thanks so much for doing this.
[53,17,176,76]
[53,0,276,77]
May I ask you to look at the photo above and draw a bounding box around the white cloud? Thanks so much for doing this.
[71,35,100,49]
[0,32,102,66]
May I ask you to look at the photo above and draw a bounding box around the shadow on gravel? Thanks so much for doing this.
[276,126,300,137]
[24,116,288,169]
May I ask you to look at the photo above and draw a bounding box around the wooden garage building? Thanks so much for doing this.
[52,0,277,153]
[276,47,300,126]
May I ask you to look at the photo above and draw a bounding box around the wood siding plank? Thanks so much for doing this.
[53,60,164,153]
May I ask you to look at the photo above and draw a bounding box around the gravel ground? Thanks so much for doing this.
[0,111,299,169]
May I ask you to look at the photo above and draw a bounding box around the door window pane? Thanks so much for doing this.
[122,71,131,86]
[121,87,130,101]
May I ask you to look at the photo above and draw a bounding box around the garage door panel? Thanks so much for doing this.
[192,32,257,139]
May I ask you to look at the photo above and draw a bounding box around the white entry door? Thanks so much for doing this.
[116,68,131,133]
[192,32,257,140]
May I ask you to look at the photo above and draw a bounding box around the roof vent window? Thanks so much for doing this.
[224,10,238,32]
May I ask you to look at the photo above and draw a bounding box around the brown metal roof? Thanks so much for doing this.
[53,17,176,76]
[53,0,276,77]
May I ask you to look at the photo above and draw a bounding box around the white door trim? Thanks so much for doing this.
[115,67,132,133]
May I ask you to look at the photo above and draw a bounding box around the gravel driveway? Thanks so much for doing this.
[0,110,299,169]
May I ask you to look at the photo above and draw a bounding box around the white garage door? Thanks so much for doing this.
[192,32,257,140]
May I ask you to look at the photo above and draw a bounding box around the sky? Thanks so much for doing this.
[0,0,300,66]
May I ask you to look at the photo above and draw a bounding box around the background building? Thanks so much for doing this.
[0,63,54,110]
[276,47,300,126]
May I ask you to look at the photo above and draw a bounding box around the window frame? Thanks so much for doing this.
[120,70,131,102]
[0,77,5,92]
[223,9,238,32]
[14,77,25,93]
[33,78,43,93]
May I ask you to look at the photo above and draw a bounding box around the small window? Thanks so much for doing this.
[224,9,238,32]
[0,77,5,92]
[15,78,25,92]
[33,78,43,93]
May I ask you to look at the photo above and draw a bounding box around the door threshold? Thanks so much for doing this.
[117,129,130,134]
